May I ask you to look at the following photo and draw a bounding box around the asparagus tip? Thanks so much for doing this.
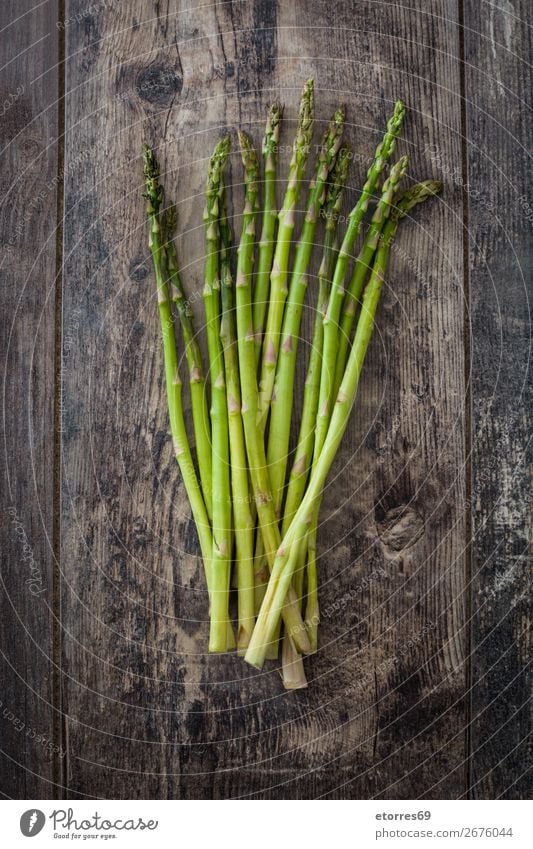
[238,128,253,150]
[142,144,163,208]
[391,153,409,180]
[329,103,346,147]
[296,78,314,137]
[394,98,406,117]
[216,133,232,156]
[263,102,284,157]
[335,103,346,123]
[162,201,177,239]
[327,104,346,139]
[394,179,443,219]
[326,142,352,209]
[299,78,314,122]
[289,78,315,167]
[142,143,158,177]
[335,141,352,173]
[238,130,259,170]
[205,135,231,217]
[268,100,284,127]
[322,104,346,163]
[208,134,231,180]
[388,99,407,135]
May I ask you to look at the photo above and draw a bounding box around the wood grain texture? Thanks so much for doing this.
[464,0,532,799]
[0,0,59,798]
[3,0,528,804]
[59,0,470,799]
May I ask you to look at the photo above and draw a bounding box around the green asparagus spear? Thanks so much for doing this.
[219,192,256,653]
[162,204,213,521]
[280,146,351,535]
[253,103,283,366]
[234,131,311,658]
[203,136,233,652]
[257,79,315,431]
[280,145,351,657]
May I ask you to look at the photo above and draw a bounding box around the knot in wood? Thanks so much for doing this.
[376,505,424,552]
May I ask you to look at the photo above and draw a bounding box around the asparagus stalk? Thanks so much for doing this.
[281,145,352,535]
[252,531,280,659]
[253,532,268,609]
[267,106,345,516]
[314,100,405,464]
[233,131,276,646]
[303,154,409,650]
[279,146,351,658]
[253,103,283,366]
[203,136,233,653]
[332,154,409,400]
[248,105,284,637]
[234,131,311,658]
[257,79,314,431]
[219,192,256,654]
[245,179,442,669]
[142,145,213,593]
[162,204,213,520]
[304,516,320,648]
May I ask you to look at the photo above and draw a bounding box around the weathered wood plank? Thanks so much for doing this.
[61,0,467,798]
[0,0,59,797]
[464,0,532,799]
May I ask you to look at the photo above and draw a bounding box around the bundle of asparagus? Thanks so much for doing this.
[142,81,441,689]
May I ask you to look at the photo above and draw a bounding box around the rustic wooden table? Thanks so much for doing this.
[1,1,530,800]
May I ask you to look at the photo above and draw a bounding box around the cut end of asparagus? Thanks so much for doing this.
[243,650,264,670]
[280,638,308,690]
[237,623,255,656]
[394,179,443,219]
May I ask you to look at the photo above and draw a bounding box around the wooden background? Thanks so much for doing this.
[1,0,530,799]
